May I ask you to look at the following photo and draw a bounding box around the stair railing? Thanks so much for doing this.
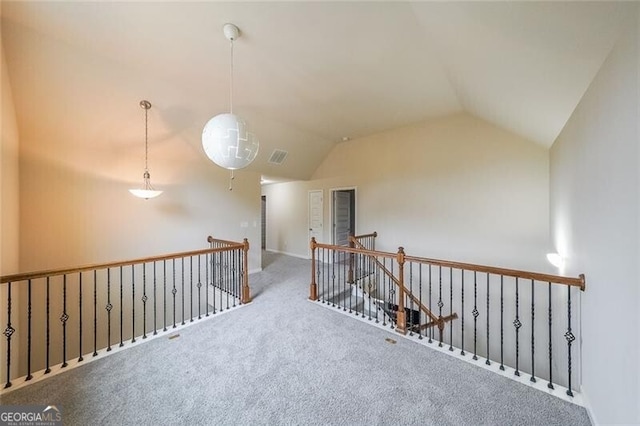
[1,237,250,391]
[309,234,586,400]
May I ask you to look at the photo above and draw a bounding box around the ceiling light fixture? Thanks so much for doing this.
[202,23,259,190]
[129,100,163,200]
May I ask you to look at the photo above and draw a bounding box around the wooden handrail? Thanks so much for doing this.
[1,244,244,284]
[207,236,241,246]
[313,239,585,290]
[350,231,377,241]
[403,254,585,290]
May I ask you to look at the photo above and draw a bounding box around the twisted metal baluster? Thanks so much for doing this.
[566,285,575,397]
[472,271,478,361]
[119,267,124,347]
[514,277,521,376]
[78,273,84,362]
[92,272,97,357]
[106,269,112,351]
[460,270,465,356]
[27,279,33,379]
[485,273,491,366]
[131,266,136,343]
[499,275,504,371]
[547,282,554,390]
[142,263,148,338]
[530,279,536,383]
[449,268,453,351]
[61,275,68,367]
[3,282,14,388]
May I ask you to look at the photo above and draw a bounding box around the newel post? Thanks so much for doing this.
[395,247,407,335]
[241,238,252,304]
[309,237,318,301]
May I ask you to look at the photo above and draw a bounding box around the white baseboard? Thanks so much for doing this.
[580,385,599,425]
[248,268,262,275]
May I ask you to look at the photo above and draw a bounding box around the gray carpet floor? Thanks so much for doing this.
[0,252,590,426]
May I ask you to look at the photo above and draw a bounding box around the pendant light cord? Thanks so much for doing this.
[229,38,234,115]
[144,104,149,172]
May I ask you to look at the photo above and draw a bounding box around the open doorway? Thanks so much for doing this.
[331,188,356,246]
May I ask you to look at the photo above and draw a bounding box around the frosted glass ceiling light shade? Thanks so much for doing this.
[129,100,163,200]
[202,23,259,174]
[202,113,259,170]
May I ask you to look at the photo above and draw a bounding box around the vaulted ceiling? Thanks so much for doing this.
[1,2,632,181]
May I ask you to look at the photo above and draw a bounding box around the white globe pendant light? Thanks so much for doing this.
[202,23,259,175]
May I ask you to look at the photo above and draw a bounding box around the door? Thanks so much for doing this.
[308,190,323,258]
[332,189,355,246]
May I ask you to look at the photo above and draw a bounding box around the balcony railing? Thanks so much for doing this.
[309,233,585,401]
[1,237,250,390]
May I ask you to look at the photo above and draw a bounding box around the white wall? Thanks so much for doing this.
[1,23,20,276]
[264,113,551,272]
[18,156,262,273]
[1,26,21,383]
[550,9,639,424]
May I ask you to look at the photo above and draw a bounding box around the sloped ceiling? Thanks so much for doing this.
[0,2,632,182]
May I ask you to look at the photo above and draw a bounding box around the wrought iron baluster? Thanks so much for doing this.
[181,258,185,325]
[172,259,177,328]
[27,279,33,379]
[232,250,238,306]
[218,251,222,310]
[153,262,158,335]
[436,265,443,346]
[473,271,478,361]
[106,269,112,351]
[78,273,84,362]
[566,285,575,397]
[197,256,202,320]
[119,267,124,347]
[499,275,504,371]
[382,258,387,327]
[189,256,195,322]
[131,266,136,343]
[389,260,395,329]
[92,272,97,357]
[418,264,423,339]
[206,253,212,315]
[142,263,148,338]
[514,277,521,376]
[460,270,465,356]
[3,282,14,388]
[408,263,413,334]
[428,265,432,343]
[547,282,554,390]
[449,268,453,351]
[47,277,53,369]
[331,250,336,308]
[530,279,536,382]
[61,274,68,367]
[485,273,490,366]
[164,260,169,329]
[366,254,371,319]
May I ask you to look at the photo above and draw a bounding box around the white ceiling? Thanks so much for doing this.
[0,2,632,181]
